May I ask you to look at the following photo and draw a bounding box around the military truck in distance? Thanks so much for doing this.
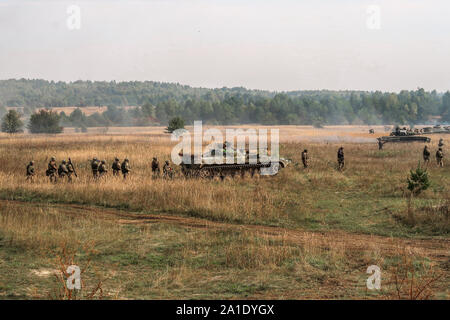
[422,125,450,134]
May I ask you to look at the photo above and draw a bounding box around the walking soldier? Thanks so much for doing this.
[26,161,35,182]
[112,157,121,176]
[337,147,345,171]
[46,157,58,183]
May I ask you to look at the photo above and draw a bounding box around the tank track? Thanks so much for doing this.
[181,162,277,178]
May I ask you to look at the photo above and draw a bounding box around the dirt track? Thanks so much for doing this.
[2,199,448,262]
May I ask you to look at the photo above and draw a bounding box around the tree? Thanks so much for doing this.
[69,108,86,126]
[407,164,430,196]
[1,110,24,133]
[141,102,154,117]
[28,109,63,134]
[406,163,430,224]
[166,116,185,133]
[442,91,450,122]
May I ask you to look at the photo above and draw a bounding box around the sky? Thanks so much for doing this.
[0,0,449,92]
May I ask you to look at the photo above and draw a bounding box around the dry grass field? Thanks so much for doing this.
[0,125,448,299]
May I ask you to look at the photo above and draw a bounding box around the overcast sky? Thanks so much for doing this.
[0,0,449,92]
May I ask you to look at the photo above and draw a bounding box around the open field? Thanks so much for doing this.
[0,126,448,299]
[59,124,394,139]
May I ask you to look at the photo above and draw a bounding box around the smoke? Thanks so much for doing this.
[284,135,378,144]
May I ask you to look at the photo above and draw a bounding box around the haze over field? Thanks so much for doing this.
[1,0,450,92]
[0,1,449,301]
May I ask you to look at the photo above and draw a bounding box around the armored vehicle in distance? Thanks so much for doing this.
[179,143,290,178]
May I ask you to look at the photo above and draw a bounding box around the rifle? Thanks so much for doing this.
[69,157,78,178]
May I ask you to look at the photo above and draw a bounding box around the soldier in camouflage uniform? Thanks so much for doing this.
[91,157,99,179]
[151,157,160,178]
[112,157,121,176]
[26,161,35,182]
[98,160,108,177]
[337,147,345,171]
[67,160,75,183]
[163,160,173,179]
[423,146,431,165]
[301,149,309,168]
[47,156,58,183]
[58,160,69,181]
[438,138,444,148]
[436,148,444,167]
[121,158,131,179]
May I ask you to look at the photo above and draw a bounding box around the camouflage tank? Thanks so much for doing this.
[179,144,290,178]
[379,126,431,144]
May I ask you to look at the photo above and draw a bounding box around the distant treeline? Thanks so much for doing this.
[0,79,449,126]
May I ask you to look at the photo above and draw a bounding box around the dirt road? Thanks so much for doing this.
[2,199,448,262]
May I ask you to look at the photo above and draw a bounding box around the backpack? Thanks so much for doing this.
[112,161,121,170]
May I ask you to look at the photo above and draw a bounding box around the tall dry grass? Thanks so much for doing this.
[0,201,125,250]
[0,129,448,228]
[1,199,447,299]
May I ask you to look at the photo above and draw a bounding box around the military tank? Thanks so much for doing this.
[378,126,431,145]
[421,125,450,134]
[179,143,290,178]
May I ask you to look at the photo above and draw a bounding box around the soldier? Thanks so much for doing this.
[163,160,173,179]
[337,147,345,171]
[26,161,35,182]
[301,149,309,168]
[378,139,384,150]
[112,157,121,176]
[223,141,232,158]
[91,157,99,179]
[151,157,160,178]
[423,146,431,165]
[46,156,58,183]
[98,160,108,177]
[67,159,75,183]
[58,160,69,181]
[438,138,444,148]
[121,158,131,179]
[436,148,444,167]
[223,141,228,152]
